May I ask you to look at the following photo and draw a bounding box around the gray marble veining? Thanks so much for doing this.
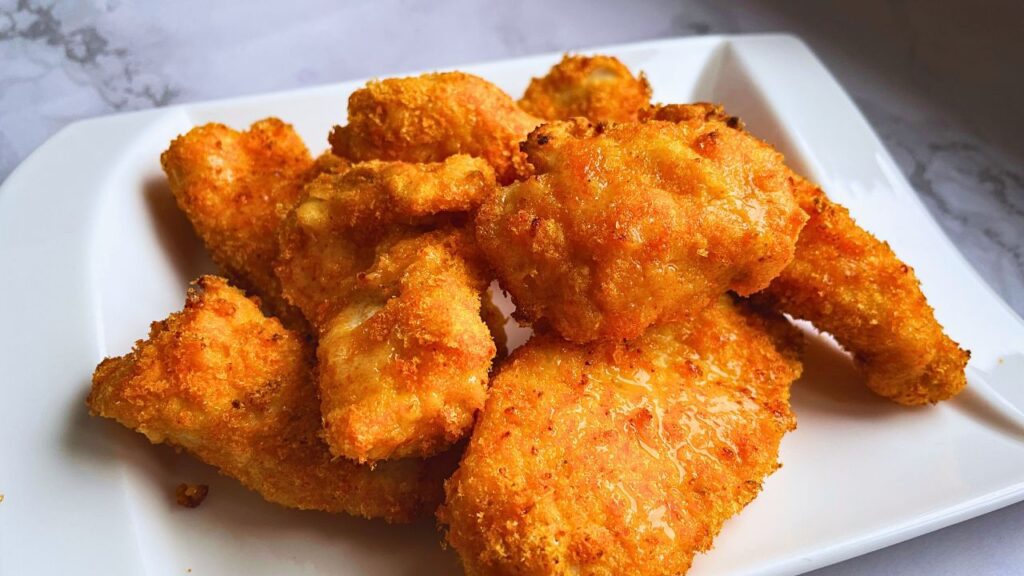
[881,107,1024,313]
[1,1,1021,574]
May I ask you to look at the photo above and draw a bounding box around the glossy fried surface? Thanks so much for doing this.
[328,72,540,184]
[519,54,652,123]
[87,276,452,522]
[756,178,969,404]
[160,119,314,324]
[646,104,969,404]
[440,299,802,575]
[475,118,807,342]
[319,229,495,462]
[276,155,495,327]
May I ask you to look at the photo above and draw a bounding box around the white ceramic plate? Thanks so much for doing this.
[1,34,1022,576]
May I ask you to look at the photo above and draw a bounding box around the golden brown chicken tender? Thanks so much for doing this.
[87,276,453,522]
[328,72,541,184]
[519,54,652,123]
[160,119,315,325]
[276,155,496,328]
[440,298,802,575]
[756,178,969,404]
[319,228,495,462]
[646,104,968,404]
[475,118,807,343]
[274,157,498,461]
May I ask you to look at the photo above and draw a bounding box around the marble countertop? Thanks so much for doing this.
[2,0,1021,574]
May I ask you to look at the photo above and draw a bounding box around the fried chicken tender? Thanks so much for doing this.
[475,118,807,342]
[87,276,453,522]
[160,119,315,325]
[328,72,541,184]
[756,178,969,404]
[647,104,969,404]
[274,157,498,461]
[440,298,802,575]
[519,54,652,123]
[319,228,495,462]
[276,154,496,327]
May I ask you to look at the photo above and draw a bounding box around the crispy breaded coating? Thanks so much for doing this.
[274,157,498,461]
[87,276,453,522]
[640,102,744,128]
[519,54,652,123]
[276,155,496,327]
[328,72,541,184]
[756,178,969,404]
[160,119,314,325]
[319,229,495,462]
[440,299,802,575]
[480,289,510,363]
[299,155,494,232]
[647,104,968,404]
[475,118,807,342]
[311,149,352,175]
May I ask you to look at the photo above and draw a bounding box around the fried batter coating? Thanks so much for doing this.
[756,178,969,404]
[519,54,652,123]
[311,149,352,175]
[276,155,496,327]
[328,72,541,184]
[639,102,744,128]
[440,299,802,575]
[161,119,314,324]
[88,276,453,522]
[300,154,494,232]
[319,229,495,462]
[475,118,807,342]
[647,104,968,404]
[273,157,498,461]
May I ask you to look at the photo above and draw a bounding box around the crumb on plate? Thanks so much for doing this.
[176,483,209,508]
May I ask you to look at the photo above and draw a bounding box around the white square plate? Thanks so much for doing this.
[1,34,1022,576]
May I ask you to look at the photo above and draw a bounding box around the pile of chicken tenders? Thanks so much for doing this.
[88,55,969,575]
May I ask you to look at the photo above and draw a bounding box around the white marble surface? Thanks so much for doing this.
[2,0,1021,574]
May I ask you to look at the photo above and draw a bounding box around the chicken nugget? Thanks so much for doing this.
[88,276,453,522]
[519,54,652,123]
[160,119,315,325]
[329,72,540,184]
[646,104,968,404]
[319,228,495,462]
[275,155,496,327]
[274,157,498,461]
[474,118,807,342]
[440,298,802,575]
